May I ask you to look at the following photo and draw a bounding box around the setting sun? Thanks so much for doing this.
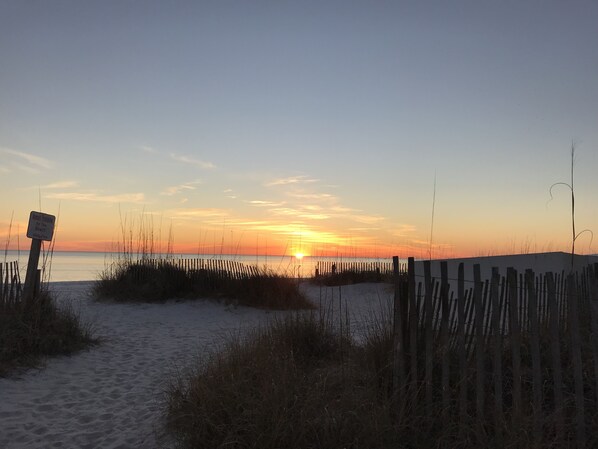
[294,252,304,260]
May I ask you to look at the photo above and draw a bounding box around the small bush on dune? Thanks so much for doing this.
[0,290,96,376]
[165,312,401,449]
[314,270,393,286]
[225,271,314,310]
[94,262,191,302]
[94,262,314,310]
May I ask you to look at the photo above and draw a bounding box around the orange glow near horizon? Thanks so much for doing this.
[1,211,583,259]
[2,236,583,259]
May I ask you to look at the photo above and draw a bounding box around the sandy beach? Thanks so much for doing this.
[0,281,392,448]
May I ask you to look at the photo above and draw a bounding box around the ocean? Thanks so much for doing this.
[2,250,392,282]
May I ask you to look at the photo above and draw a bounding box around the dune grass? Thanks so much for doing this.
[314,269,394,286]
[0,290,96,377]
[93,260,314,310]
[165,311,402,449]
[163,289,598,449]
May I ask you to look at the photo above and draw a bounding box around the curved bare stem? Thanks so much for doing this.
[574,229,594,249]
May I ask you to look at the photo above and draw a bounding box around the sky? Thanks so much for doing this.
[1,0,597,259]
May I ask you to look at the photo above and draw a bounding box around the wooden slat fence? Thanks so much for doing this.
[112,258,263,283]
[315,260,399,277]
[1,260,21,306]
[392,257,598,447]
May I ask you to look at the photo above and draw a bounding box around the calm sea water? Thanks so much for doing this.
[2,250,391,282]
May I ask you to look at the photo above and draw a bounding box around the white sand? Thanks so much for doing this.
[0,281,392,449]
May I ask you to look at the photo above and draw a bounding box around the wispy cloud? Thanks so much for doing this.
[170,153,215,170]
[269,207,330,220]
[21,180,79,191]
[287,192,337,202]
[139,145,158,154]
[45,192,145,203]
[224,189,237,199]
[391,224,417,237]
[265,175,318,187]
[348,214,385,225]
[43,180,78,189]
[348,227,381,232]
[248,200,286,207]
[0,147,54,173]
[161,180,202,196]
[171,208,229,219]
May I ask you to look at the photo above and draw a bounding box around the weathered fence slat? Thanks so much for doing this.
[589,267,598,406]
[546,271,564,442]
[526,269,543,444]
[392,256,406,419]
[491,267,503,445]
[408,257,418,398]
[424,260,434,415]
[568,273,586,448]
[457,263,467,426]
[474,264,485,423]
[507,268,522,433]
[440,261,450,417]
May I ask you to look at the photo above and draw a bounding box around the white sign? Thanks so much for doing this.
[26,211,56,241]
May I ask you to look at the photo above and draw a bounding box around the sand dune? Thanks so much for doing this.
[0,281,392,448]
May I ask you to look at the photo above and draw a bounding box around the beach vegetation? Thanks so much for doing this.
[0,288,96,377]
[94,212,313,309]
[313,268,393,286]
[164,282,598,449]
[165,310,402,449]
[93,260,314,310]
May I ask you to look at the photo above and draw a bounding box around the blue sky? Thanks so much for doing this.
[1,0,597,257]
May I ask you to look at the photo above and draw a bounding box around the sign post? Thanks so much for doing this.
[22,211,56,301]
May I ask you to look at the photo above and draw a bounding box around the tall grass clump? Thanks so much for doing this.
[0,289,96,376]
[94,261,314,310]
[95,212,313,309]
[94,261,191,302]
[165,311,401,449]
[314,269,393,286]
[164,281,598,449]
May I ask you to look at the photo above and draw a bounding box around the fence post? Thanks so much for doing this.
[408,257,418,394]
[490,267,503,445]
[424,260,434,416]
[440,261,450,418]
[567,273,586,448]
[392,256,406,420]
[507,268,522,432]
[546,271,564,442]
[525,269,543,444]
[473,264,485,429]
[22,238,42,302]
[0,263,5,303]
[457,263,467,427]
[588,266,598,406]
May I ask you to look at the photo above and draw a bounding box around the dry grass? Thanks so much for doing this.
[313,269,393,286]
[163,293,598,449]
[165,311,401,449]
[0,290,96,377]
[94,261,315,310]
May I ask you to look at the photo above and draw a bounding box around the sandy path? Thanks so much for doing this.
[0,282,274,448]
[0,282,391,448]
